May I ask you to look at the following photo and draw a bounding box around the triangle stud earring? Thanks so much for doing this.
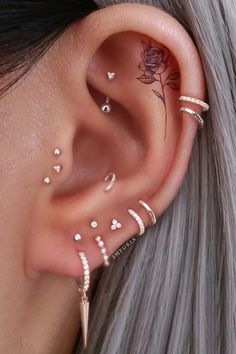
[107,72,116,81]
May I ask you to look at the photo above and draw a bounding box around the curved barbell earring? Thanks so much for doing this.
[104,173,117,192]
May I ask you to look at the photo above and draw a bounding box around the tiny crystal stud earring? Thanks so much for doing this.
[43,177,51,185]
[74,234,82,241]
[90,220,98,229]
[54,148,62,156]
[107,72,116,81]
[111,219,122,231]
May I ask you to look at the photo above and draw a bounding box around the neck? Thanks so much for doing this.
[0,273,80,354]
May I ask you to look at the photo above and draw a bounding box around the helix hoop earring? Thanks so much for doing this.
[128,209,145,236]
[138,200,157,225]
[179,107,205,128]
[104,173,117,192]
[76,251,90,348]
[179,96,210,111]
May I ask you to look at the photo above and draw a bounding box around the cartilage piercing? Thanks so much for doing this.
[95,235,110,266]
[74,234,82,241]
[111,219,122,231]
[43,177,51,185]
[107,72,116,81]
[75,251,90,348]
[101,97,112,114]
[138,200,157,225]
[104,173,116,192]
[180,107,205,128]
[90,220,98,229]
[53,164,62,174]
[128,209,145,236]
[53,148,62,156]
[179,96,209,111]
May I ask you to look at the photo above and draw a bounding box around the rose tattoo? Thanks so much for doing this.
[137,41,180,139]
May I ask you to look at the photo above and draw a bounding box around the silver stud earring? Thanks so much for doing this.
[101,97,112,114]
[74,234,82,241]
[90,220,98,229]
[43,177,51,185]
[54,148,62,156]
[107,72,116,81]
[111,219,122,231]
[53,164,62,174]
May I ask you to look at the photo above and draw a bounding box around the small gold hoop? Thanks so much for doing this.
[180,107,205,128]
[138,200,157,225]
[179,96,209,111]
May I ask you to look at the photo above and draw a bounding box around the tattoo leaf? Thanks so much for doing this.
[165,81,180,90]
[166,70,180,81]
[153,90,165,104]
[137,75,158,85]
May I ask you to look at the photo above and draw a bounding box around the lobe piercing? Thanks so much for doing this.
[76,251,90,348]
[74,234,82,241]
[180,107,205,128]
[101,97,112,114]
[179,96,209,111]
[43,177,51,185]
[104,173,116,192]
[53,164,62,174]
[111,219,122,231]
[128,209,145,236]
[138,200,157,225]
[95,236,110,266]
[53,148,62,156]
[90,220,98,229]
[107,72,116,81]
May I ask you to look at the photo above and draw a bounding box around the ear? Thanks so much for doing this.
[26,3,207,278]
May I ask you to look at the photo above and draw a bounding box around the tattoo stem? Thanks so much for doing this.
[159,74,167,140]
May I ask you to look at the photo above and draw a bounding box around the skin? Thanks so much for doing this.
[0,4,206,353]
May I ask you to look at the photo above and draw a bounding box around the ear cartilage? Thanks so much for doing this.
[43,176,52,185]
[138,200,157,225]
[95,235,110,266]
[178,96,210,112]
[90,220,98,229]
[179,107,205,128]
[111,219,122,231]
[104,173,116,192]
[53,164,62,174]
[107,72,116,81]
[74,234,82,242]
[53,148,62,157]
[101,97,112,114]
[128,209,145,236]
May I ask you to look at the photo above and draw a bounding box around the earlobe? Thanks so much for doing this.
[26,3,208,280]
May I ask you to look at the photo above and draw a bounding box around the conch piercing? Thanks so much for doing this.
[138,200,157,225]
[179,96,210,112]
[104,173,117,192]
[74,234,82,241]
[107,72,116,81]
[128,209,145,236]
[90,220,98,229]
[111,219,122,231]
[95,236,110,266]
[101,96,112,114]
[100,72,116,113]
[180,107,205,128]
[76,251,90,348]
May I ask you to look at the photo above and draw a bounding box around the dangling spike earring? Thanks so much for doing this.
[76,251,90,348]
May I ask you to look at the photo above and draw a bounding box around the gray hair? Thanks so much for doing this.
[77,1,236,353]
